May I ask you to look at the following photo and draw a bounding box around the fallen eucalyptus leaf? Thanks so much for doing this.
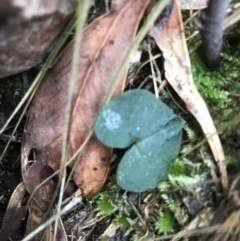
[25,200,67,241]
[21,0,151,211]
[149,0,228,191]
[95,89,182,192]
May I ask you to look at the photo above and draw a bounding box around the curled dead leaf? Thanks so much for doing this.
[25,200,67,241]
[149,0,228,191]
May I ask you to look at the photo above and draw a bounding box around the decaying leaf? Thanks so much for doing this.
[149,0,228,191]
[21,0,151,211]
[25,200,67,241]
[0,182,26,241]
[23,166,66,241]
[0,0,76,78]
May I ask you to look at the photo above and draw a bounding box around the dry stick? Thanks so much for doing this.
[150,53,169,95]
[127,53,161,85]
[184,10,198,26]
[152,54,162,85]
[185,30,199,42]
[148,44,159,98]
[158,80,167,93]
[53,2,92,240]
[26,0,170,234]
[138,75,152,89]
[22,197,82,241]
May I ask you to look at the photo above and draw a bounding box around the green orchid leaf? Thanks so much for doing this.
[95,89,182,192]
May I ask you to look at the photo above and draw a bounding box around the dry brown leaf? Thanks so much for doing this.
[21,0,151,211]
[25,200,67,241]
[24,162,66,240]
[149,0,228,191]
[0,182,26,241]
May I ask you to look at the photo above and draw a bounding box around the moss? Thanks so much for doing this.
[96,194,114,216]
[168,158,186,176]
[94,181,132,230]
[191,53,229,108]
[155,211,176,235]
[191,36,240,111]
[114,213,129,230]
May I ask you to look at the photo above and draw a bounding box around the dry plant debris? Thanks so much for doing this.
[149,0,228,192]
[1,0,238,240]
[19,0,151,240]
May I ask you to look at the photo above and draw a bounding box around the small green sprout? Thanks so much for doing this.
[168,158,186,177]
[161,194,189,226]
[114,213,129,230]
[155,211,176,235]
[96,195,114,216]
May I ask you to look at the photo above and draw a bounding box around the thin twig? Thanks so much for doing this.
[22,197,82,241]
[148,43,159,98]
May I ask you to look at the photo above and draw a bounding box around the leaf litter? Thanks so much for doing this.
[149,0,228,192]
[0,0,239,240]
[18,0,152,240]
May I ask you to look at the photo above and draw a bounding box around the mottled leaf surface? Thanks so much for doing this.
[95,90,182,192]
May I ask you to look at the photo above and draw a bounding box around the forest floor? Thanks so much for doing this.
[1,1,240,241]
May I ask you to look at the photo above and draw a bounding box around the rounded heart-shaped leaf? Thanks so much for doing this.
[95,89,182,192]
